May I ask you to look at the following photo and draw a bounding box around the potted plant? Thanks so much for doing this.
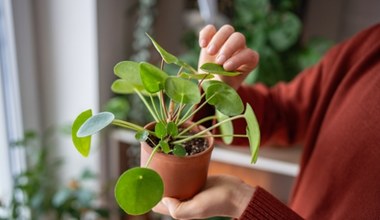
[71,34,260,215]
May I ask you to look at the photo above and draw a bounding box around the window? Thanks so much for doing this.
[0,0,25,205]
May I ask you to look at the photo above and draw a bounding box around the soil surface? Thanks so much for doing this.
[147,131,209,156]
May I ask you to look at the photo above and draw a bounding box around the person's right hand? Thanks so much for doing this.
[198,24,259,90]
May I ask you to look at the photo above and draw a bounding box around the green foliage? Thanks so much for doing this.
[115,167,164,215]
[72,35,261,215]
[200,63,240,76]
[72,109,92,157]
[244,104,261,163]
[232,0,333,86]
[0,130,109,219]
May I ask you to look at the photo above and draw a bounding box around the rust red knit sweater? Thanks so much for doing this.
[234,24,380,219]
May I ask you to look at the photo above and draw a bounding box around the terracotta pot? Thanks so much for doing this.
[140,121,214,200]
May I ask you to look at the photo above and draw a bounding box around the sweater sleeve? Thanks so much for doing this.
[239,187,303,220]
[229,40,345,147]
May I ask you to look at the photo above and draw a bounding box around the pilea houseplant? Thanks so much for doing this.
[71,34,260,215]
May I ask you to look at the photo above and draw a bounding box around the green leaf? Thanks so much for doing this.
[179,72,214,80]
[114,61,139,80]
[114,61,145,90]
[165,77,201,104]
[244,104,260,163]
[72,109,92,157]
[155,122,167,139]
[114,167,163,215]
[159,140,170,154]
[146,33,178,64]
[167,122,178,136]
[53,188,72,207]
[216,110,233,145]
[200,63,240,76]
[111,79,135,94]
[268,12,301,52]
[77,112,115,137]
[80,168,97,180]
[135,130,149,142]
[140,62,168,93]
[173,144,186,157]
[203,80,244,116]
[146,34,197,73]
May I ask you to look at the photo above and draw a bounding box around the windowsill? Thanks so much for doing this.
[109,128,302,177]
[212,144,302,177]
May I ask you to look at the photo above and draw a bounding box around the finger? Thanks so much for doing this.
[152,201,170,215]
[207,25,235,55]
[199,24,217,48]
[216,32,246,64]
[224,48,259,73]
[162,197,189,219]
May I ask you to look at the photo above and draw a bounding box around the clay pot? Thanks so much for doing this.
[140,121,214,200]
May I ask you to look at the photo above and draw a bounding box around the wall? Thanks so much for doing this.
[32,0,100,184]
[303,0,380,42]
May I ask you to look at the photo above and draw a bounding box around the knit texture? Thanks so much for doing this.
[239,187,303,220]
[230,23,380,219]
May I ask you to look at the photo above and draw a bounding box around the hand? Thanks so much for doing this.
[152,175,255,219]
[198,24,259,90]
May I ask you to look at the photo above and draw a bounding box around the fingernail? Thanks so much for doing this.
[216,54,226,64]
[162,198,169,206]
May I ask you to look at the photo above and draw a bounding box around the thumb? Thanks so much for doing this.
[162,197,183,219]
[162,197,180,212]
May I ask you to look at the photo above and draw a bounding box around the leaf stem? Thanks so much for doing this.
[159,91,168,119]
[173,115,244,144]
[150,94,163,122]
[177,115,216,136]
[134,89,160,122]
[112,119,145,131]
[145,143,160,168]
[178,93,214,125]
[177,134,248,138]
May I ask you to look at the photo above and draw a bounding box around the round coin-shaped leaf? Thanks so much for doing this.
[165,77,201,104]
[115,167,163,215]
[204,81,244,116]
[140,62,168,93]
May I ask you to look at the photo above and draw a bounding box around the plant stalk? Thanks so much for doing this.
[172,114,244,144]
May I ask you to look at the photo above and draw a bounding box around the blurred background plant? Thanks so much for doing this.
[181,0,334,86]
[0,128,109,220]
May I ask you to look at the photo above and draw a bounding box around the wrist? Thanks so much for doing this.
[232,182,256,218]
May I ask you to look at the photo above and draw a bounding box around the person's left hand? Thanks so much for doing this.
[153,175,255,220]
